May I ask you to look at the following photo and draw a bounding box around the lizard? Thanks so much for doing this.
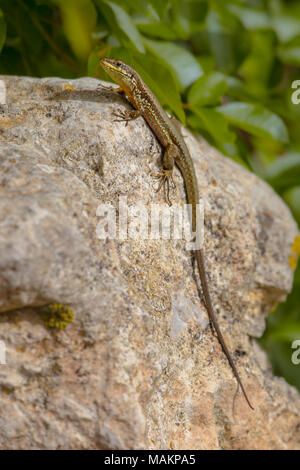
[99,57,254,410]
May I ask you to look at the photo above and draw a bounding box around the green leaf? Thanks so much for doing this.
[188,108,246,165]
[268,324,300,342]
[196,55,215,74]
[217,102,289,143]
[145,38,203,89]
[226,4,271,30]
[272,15,300,43]
[187,72,227,106]
[264,152,300,191]
[0,8,6,54]
[283,186,300,226]
[278,44,300,66]
[136,20,177,40]
[218,142,244,164]
[52,0,97,60]
[149,0,170,19]
[170,0,208,38]
[189,107,236,144]
[224,76,255,101]
[115,0,154,18]
[239,31,275,98]
[205,8,237,74]
[99,0,145,53]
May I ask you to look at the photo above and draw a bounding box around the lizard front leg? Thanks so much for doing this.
[98,84,141,125]
[112,108,142,126]
[97,83,125,94]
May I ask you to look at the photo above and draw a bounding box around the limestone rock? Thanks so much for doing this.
[0,75,299,449]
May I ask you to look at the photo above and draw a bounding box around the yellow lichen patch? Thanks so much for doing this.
[289,255,298,270]
[291,234,300,256]
[65,84,75,92]
[289,234,300,270]
[41,303,74,329]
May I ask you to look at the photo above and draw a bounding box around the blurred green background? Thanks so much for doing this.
[0,0,299,389]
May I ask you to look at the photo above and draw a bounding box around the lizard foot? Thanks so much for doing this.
[112,108,130,126]
[153,169,175,206]
[113,108,141,126]
[97,83,122,94]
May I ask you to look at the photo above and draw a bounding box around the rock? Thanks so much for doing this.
[0,75,299,450]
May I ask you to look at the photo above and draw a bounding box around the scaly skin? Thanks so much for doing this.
[100,57,253,410]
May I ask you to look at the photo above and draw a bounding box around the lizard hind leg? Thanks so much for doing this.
[154,144,179,206]
[154,169,173,206]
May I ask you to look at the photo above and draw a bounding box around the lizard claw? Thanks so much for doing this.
[153,169,174,206]
[97,83,124,94]
[112,109,131,126]
[97,84,116,93]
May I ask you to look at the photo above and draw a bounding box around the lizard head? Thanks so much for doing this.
[100,58,138,94]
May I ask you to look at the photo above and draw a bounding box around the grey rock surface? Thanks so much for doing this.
[0,75,299,449]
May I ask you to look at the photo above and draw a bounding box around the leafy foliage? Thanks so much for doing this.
[0,0,299,389]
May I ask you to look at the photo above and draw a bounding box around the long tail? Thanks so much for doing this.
[195,248,254,410]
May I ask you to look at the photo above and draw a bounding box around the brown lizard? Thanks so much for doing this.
[100,57,253,410]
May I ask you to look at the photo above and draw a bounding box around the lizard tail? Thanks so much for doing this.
[195,248,254,410]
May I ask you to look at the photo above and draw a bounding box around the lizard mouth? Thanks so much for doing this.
[100,58,123,74]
